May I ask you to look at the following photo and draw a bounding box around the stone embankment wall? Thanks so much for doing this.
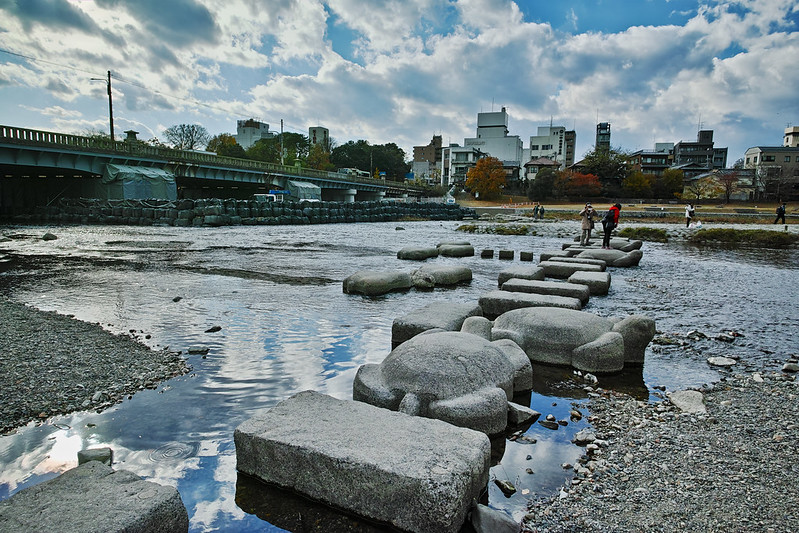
[3,198,477,226]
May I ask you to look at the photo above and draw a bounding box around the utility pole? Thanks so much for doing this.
[280,119,284,165]
[91,70,114,140]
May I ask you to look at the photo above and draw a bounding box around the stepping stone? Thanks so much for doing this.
[497,265,545,287]
[479,290,581,320]
[235,390,491,533]
[539,260,604,279]
[411,264,472,289]
[501,278,590,306]
[392,301,483,348]
[343,270,412,296]
[397,246,439,260]
[0,461,188,533]
[568,271,612,296]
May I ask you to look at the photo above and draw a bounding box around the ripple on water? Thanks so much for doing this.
[147,442,199,463]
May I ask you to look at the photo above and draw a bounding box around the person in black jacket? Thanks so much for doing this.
[774,203,786,224]
[601,203,621,249]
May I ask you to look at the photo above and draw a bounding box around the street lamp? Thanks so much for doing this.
[91,70,114,140]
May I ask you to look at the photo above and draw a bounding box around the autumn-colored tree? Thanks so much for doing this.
[568,172,602,197]
[207,133,246,158]
[622,171,654,198]
[466,156,506,200]
[685,176,723,200]
[306,143,335,171]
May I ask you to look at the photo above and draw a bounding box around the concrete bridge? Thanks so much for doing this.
[0,125,426,215]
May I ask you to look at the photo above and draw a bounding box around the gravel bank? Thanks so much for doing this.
[522,365,799,532]
[0,296,190,434]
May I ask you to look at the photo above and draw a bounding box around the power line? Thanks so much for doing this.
[0,47,307,135]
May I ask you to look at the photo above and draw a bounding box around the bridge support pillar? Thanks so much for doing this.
[343,189,357,203]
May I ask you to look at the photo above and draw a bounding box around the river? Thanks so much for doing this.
[1,219,797,531]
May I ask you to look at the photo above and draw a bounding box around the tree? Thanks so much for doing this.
[207,133,246,158]
[685,176,723,200]
[246,137,281,163]
[331,140,410,181]
[466,156,506,200]
[565,171,602,198]
[716,171,740,203]
[579,148,631,196]
[622,171,654,198]
[653,168,684,200]
[306,143,335,171]
[163,124,211,150]
[527,167,557,200]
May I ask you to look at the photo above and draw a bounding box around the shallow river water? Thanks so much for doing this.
[1,220,797,531]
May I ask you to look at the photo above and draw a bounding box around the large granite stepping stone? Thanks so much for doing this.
[343,270,412,296]
[610,238,643,252]
[0,461,189,533]
[437,241,474,257]
[568,271,612,295]
[479,290,581,319]
[538,250,570,262]
[538,256,606,270]
[411,264,472,289]
[354,331,531,434]
[491,308,655,373]
[397,246,439,260]
[235,390,490,533]
[497,265,545,287]
[538,260,604,279]
[501,278,590,306]
[576,248,643,267]
[392,301,483,348]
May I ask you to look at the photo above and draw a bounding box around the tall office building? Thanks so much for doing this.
[595,122,611,152]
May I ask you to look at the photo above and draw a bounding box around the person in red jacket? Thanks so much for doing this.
[601,203,621,249]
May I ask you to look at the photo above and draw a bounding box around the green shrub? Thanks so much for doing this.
[618,227,669,242]
[687,228,799,247]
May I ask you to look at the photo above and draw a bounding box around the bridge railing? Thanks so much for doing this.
[0,124,427,193]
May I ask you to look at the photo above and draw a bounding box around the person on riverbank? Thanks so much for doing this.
[775,203,786,224]
[579,202,596,245]
[539,204,545,219]
[601,203,621,249]
[685,203,695,227]
[533,203,540,220]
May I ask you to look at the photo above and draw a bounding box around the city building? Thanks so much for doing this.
[308,126,330,150]
[412,135,442,185]
[235,119,275,149]
[439,144,486,187]
[744,145,799,199]
[629,146,673,176]
[527,125,576,169]
[784,126,799,148]
[595,122,611,152]
[683,168,756,201]
[672,130,727,170]
[461,107,524,188]
[523,157,560,181]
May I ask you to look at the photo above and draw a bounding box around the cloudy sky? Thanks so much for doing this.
[1,0,797,163]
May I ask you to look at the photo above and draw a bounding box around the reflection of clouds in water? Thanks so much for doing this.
[0,430,83,493]
[189,454,248,530]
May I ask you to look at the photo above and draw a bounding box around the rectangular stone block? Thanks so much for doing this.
[235,390,491,533]
[478,289,582,319]
[568,271,612,295]
[0,461,188,533]
[392,301,482,348]
[539,260,603,279]
[501,278,590,305]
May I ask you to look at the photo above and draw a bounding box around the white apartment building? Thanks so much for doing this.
[235,119,275,149]
[463,108,524,166]
[785,126,799,148]
[528,126,566,166]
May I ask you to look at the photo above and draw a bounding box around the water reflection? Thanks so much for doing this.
[1,221,798,531]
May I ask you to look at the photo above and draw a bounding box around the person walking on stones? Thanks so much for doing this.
[685,203,695,228]
[533,203,540,220]
[539,204,545,219]
[579,202,596,246]
[775,202,786,224]
[602,203,621,249]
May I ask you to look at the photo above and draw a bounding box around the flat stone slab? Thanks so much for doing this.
[479,290,581,319]
[411,264,472,289]
[668,390,707,413]
[437,243,475,257]
[568,271,612,296]
[0,461,189,533]
[501,278,590,306]
[577,248,643,267]
[397,246,439,260]
[342,270,412,296]
[539,260,604,279]
[235,390,491,533]
[392,301,483,348]
[538,250,570,262]
[497,265,545,287]
[539,256,606,270]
